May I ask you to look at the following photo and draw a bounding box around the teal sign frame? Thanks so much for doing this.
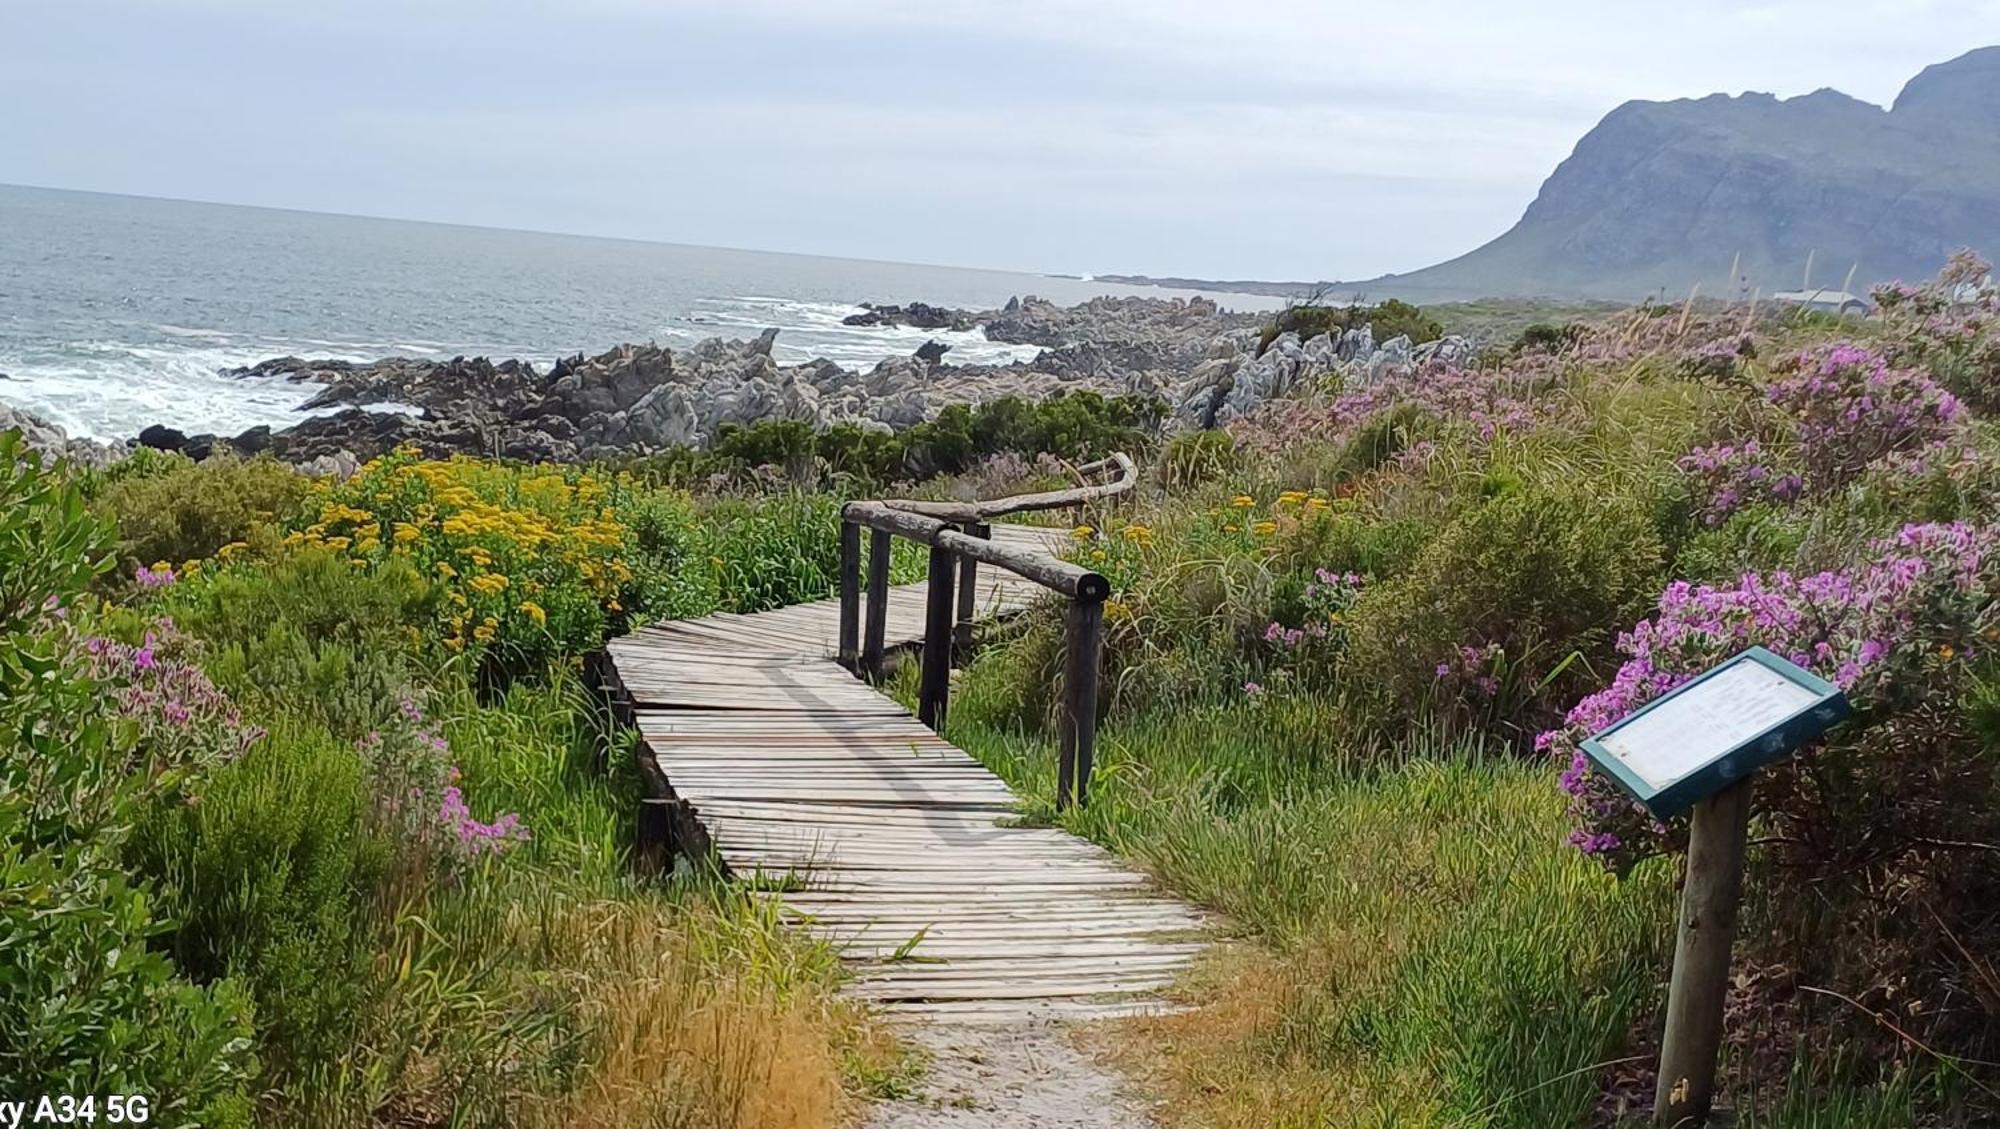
[1581,646,1849,819]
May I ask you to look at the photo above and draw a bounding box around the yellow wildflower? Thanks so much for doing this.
[519,601,547,626]
[469,573,510,595]
[217,541,249,560]
[435,560,458,579]
[1231,495,1255,508]
[1252,521,1278,537]
[393,523,420,544]
[474,624,497,643]
[1072,525,1095,541]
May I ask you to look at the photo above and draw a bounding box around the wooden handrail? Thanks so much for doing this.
[841,501,1110,601]
[838,455,1129,809]
[875,452,1138,522]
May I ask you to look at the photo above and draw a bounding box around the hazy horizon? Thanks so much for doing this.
[4,2,1996,281]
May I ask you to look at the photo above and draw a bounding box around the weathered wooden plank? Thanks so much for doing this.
[847,975,1179,1001]
[604,519,1208,1020]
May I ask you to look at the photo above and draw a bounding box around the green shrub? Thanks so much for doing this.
[1512,321,1585,353]
[1158,429,1241,493]
[1,431,258,1120]
[94,454,308,570]
[1258,298,1445,355]
[1346,484,1666,738]
[624,391,1162,490]
[130,718,387,1074]
[157,548,427,737]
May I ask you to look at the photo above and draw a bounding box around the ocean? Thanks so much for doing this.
[0,184,1280,442]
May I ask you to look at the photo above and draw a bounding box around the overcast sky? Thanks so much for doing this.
[3,2,1995,280]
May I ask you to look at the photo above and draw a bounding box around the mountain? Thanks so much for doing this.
[1342,47,2000,303]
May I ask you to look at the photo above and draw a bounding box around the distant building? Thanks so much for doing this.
[1772,289,1872,316]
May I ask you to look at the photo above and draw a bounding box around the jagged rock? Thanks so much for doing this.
[137,423,213,459]
[1,402,126,467]
[1217,332,1324,424]
[1414,334,1475,367]
[299,450,362,479]
[1337,325,1374,362]
[914,339,951,367]
[623,384,698,447]
[842,302,974,330]
[872,389,932,429]
[1364,335,1416,384]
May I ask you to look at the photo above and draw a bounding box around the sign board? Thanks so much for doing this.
[1582,646,1849,819]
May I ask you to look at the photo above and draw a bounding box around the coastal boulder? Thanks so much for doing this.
[1,401,125,467]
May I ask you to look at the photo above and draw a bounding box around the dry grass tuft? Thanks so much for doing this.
[513,894,892,1129]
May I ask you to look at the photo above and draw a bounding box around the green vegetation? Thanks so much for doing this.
[1258,297,1446,355]
[928,262,2000,1124]
[623,390,1162,490]
[3,443,916,1125]
[10,264,2000,1125]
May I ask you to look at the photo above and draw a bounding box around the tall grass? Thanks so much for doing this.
[944,645,1673,1126]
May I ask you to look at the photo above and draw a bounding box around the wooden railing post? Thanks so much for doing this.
[1056,595,1106,810]
[837,519,861,670]
[862,528,892,679]
[918,544,957,730]
[954,522,988,655]
[634,797,674,878]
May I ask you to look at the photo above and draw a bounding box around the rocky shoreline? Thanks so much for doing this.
[5,295,1470,473]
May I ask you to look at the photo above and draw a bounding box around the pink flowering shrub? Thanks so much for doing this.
[1676,439,1803,526]
[357,697,528,891]
[1675,343,1963,529]
[1553,521,1996,869]
[1765,344,1964,493]
[1874,249,2000,414]
[1548,522,2000,1045]
[1251,568,1367,692]
[78,619,264,775]
[1235,362,1549,462]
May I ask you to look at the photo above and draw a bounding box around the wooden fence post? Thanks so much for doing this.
[918,544,957,730]
[1057,596,1106,810]
[1655,777,1755,1126]
[837,519,861,670]
[634,797,675,879]
[954,522,988,655]
[862,528,892,679]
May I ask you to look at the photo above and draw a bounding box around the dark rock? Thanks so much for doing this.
[914,339,951,367]
[841,302,975,331]
[226,425,272,456]
[138,424,191,453]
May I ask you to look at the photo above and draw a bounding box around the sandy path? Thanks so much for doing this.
[862,1019,1161,1129]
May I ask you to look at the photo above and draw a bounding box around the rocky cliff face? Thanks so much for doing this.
[1356,47,2000,302]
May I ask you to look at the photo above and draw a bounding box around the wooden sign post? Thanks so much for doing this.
[1578,647,1849,1127]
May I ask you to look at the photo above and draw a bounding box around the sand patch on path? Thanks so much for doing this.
[863,1019,1161,1129]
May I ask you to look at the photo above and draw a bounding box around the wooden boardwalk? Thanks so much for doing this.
[604,523,1208,1024]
